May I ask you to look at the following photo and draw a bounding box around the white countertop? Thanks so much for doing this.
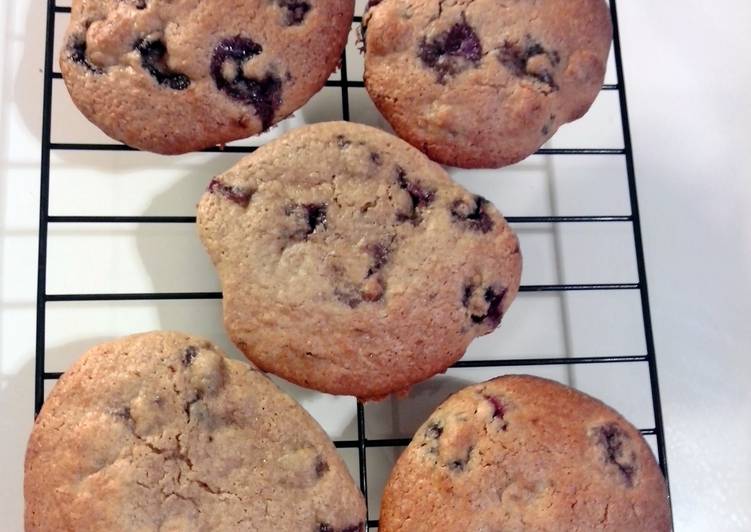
[1,1,750,530]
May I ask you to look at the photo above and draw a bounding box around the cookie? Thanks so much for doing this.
[362,0,612,168]
[196,121,522,400]
[380,375,671,531]
[25,331,366,531]
[60,0,354,154]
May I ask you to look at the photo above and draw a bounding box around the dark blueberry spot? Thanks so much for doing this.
[370,152,382,165]
[481,287,506,327]
[419,21,482,81]
[277,0,311,25]
[366,243,389,277]
[597,424,637,486]
[464,284,506,328]
[541,124,549,135]
[396,166,435,222]
[483,395,508,430]
[341,525,364,532]
[446,447,472,473]
[485,395,505,419]
[425,421,444,439]
[124,0,147,8]
[449,460,465,471]
[318,524,334,532]
[462,284,474,307]
[113,406,132,421]
[182,346,199,367]
[184,391,204,420]
[304,203,327,235]
[210,36,282,129]
[497,36,559,92]
[68,37,102,74]
[448,446,472,472]
[366,0,382,8]
[135,39,191,90]
[315,456,329,477]
[208,178,254,208]
[334,287,362,308]
[335,135,351,148]
[450,195,494,233]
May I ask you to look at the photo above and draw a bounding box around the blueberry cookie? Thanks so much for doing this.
[196,121,522,400]
[380,375,671,531]
[25,332,366,531]
[362,0,612,168]
[60,0,354,154]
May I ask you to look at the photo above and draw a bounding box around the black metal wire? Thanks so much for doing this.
[609,0,672,507]
[36,1,671,529]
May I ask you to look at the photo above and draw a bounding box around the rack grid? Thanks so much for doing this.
[35,1,671,529]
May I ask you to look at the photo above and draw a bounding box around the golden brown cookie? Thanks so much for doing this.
[60,0,353,153]
[25,331,365,531]
[380,375,671,531]
[196,121,522,400]
[362,0,612,168]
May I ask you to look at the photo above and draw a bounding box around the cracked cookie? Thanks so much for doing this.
[380,375,671,531]
[24,331,366,531]
[196,121,522,400]
[362,0,612,168]
[60,0,353,154]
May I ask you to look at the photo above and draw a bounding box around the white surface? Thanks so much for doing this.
[1,1,750,530]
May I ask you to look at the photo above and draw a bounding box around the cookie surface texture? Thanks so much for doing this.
[60,0,354,154]
[197,121,522,400]
[25,331,366,531]
[379,375,671,532]
[362,0,612,168]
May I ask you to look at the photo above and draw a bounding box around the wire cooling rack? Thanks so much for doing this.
[35,0,671,529]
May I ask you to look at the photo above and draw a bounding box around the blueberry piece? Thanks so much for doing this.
[497,37,559,91]
[480,286,505,327]
[597,424,637,486]
[485,395,505,419]
[367,243,389,275]
[483,395,508,429]
[419,21,483,81]
[450,195,494,233]
[278,0,311,25]
[135,39,190,90]
[448,446,472,472]
[443,23,483,61]
[182,346,198,367]
[370,152,382,165]
[464,284,507,328]
[315,456,329,477]
[208,178,254,208]
[396,166,435,222]
[68,37,102,74]
[341,525,364,532]
[285,203,327,243]
[335,134,351,148]
[304,204,327,235]
[124,0,147,8]
[210,36,282,129]
[334,287,362,308]
[425,421,444,439]
[113,406,132,421]
[184,390,204,421]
